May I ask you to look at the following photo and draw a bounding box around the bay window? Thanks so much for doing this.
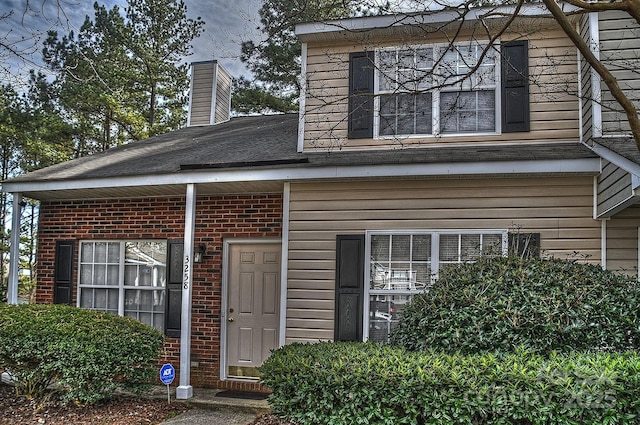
[366,231,506,342]
[78,240,167,331]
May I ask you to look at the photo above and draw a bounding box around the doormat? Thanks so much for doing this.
[215,390,269,400]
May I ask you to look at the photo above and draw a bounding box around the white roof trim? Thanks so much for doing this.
[295,3,577,37]
[587,141,640,187]
[3,158,601,194]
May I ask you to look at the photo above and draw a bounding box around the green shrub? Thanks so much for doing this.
[390,256,640,354]
[260,342,640,425]
[0,304,164,404]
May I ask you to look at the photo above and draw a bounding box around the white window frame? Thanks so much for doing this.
[363,229,508,341]
[77,240,167,331]
[374,41,502,139]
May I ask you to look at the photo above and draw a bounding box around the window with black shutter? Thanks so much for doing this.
[54,240,75,304]
[335,234,365,341]
[348,52,375,139]
[501,40,530,132]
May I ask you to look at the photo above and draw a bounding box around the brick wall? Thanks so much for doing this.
[37,194,283,391]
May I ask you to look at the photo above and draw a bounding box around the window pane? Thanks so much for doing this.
[412,234,431,261]
[369,295,411,343]
[95,243,108,263]
[371,234,390,263]
[440,234,460,262]
[391,235,410,261]
[483,234,503,255]
[81,243,94,263]
[440,91,495,134]
[461,234,481,260]
[80,264,92,285]
[107,243,120,263]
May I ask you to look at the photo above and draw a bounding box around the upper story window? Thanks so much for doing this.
[376,42,498,137]
[78,240,167,332]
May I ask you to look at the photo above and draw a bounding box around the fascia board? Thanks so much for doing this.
[587,141,640,187]
[295,3,577,38]
[2,158,601,194]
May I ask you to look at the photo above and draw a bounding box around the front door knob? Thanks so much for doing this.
[228,317,234,322]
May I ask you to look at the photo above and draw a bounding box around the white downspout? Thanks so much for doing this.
[176,184,196,400]
[7,193,22,305]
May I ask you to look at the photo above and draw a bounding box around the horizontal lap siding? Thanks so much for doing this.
[189,63,215,126]
[303,29,579,151]
[598,10,640,136]
[580,14,594,142]
[285,177,600,343]
[597,160,633,216]
[607,205,640,274]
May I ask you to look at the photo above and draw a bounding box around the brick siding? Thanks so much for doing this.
[37,194,283,391]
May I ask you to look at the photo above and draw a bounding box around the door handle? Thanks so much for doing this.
[228,317,234,322]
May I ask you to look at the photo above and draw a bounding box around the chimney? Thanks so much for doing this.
[187,60,232,126]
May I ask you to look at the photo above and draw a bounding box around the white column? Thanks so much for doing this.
[278,182,290,347]
[176,184,196,399]
[7,193,22,305]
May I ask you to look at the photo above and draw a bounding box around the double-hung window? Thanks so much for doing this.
[366,231,506,342]
[376,42,498,137]
[78,240,167,331]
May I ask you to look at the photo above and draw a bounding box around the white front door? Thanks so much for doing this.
[226,242,281,379]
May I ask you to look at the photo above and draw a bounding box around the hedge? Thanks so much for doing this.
[0,304,164,404]
[390,256,640,355]
[260,342,640,425]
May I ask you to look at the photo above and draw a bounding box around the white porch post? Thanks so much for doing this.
[176,184,196,399]
[7,193,23,305]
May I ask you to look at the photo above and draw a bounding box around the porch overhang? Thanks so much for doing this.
[2,157,601,202]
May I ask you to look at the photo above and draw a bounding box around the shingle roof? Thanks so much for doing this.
[5,113,598,186]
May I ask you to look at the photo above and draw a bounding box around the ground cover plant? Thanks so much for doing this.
[0,304,164,405]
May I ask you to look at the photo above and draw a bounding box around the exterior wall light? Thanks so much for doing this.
[193,244,206,263]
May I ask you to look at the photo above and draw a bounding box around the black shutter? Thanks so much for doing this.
[335,234,365,341]
[348,52,375,139]
[165,240,184,338]
[54,240,74,304]
[501,40,530,133]
[508,232,540,259]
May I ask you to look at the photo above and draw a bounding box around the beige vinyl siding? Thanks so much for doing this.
[607,205,640,274]
[215,67,232,124]
[597,160,634,217]
[285,176,600,343]
[188,61,231,126]
[598,10,640,136]
[302,28,579,151]
[189,62,215,126]
[579,14,594,142]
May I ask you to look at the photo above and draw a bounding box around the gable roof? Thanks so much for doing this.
[3,113,600,201]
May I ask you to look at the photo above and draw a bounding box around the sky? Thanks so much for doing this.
[0,0,263,86]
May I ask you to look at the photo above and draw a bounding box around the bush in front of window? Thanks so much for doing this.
[260,342,640,425]
[0,304,164,405]
[390,256,640,354]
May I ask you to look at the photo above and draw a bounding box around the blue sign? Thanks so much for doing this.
[159,363,175,385]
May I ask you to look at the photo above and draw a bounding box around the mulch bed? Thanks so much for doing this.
[0,382,296,425]
[0,383,189,425]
